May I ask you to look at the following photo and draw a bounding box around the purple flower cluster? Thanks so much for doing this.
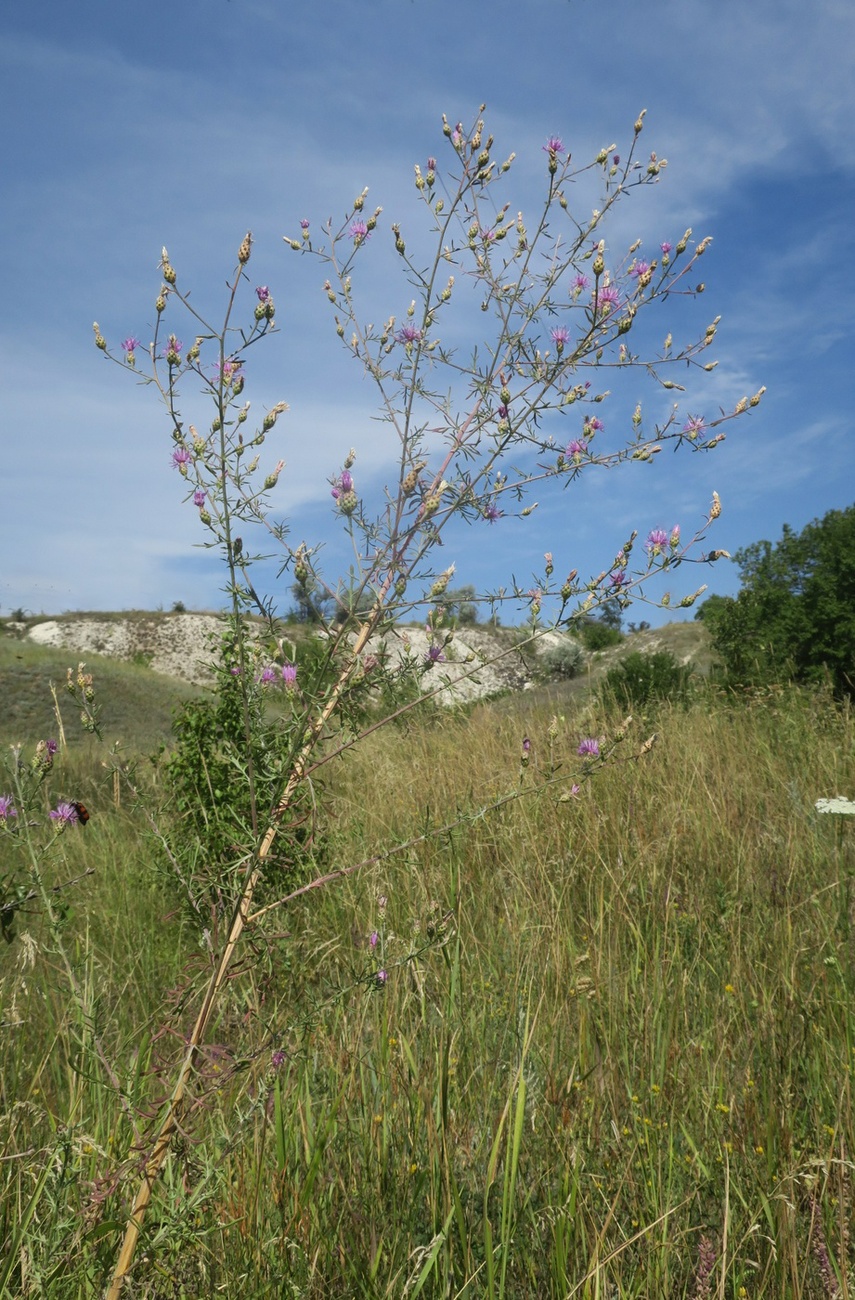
[543,136,564,155]
[259,663,298,689]
[0,795,17,822]
[550,326,570,349]
[396,323,423,345]
[577,738,600,759]
[566,438,588,457]
[349,220,370,243]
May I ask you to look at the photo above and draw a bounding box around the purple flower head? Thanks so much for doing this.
[629,260,651,280]
[281,662,297,689]
[497,404,508,420]
[171,448,192,471]
[50,801,80,826]
[375,969,388,986]
[193,489,207,507]
[566,438,588,457]
[481,228,495,242]
[550,326,571,349]
[271,1049,286,1069]
[683,415,706,437]
[396,323,423,345]
[660,241,672,255]
[577,738,600,759]
[300,219,310,231]
[572,273,590,293]
[543,136,565,155]
[161,335,183,361]
[330,468,354,500]
[585,416,604,434]
[522,737,532,753]
[370,930,379,949]
[425,642,446,665]
[613,155,620,166]
[0,795,18,821]
[255,285,271,302]
[670,525,681,549]
[349,220,370,243]
[609,570,629,588]
[121,336,141,354]
[646,528,669,553]
[427,157,437,172]
[260,666,278,685]
[484,501,502,524]
[595,283,621,314]
[46,738,58,756]
[570,783,581,797]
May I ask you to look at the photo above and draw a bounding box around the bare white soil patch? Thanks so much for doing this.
[27,614,225,685]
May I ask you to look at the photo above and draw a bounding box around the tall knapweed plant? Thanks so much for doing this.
[93,108,763,1293]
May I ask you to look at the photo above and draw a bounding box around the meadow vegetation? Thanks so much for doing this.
[2,658,853,1297]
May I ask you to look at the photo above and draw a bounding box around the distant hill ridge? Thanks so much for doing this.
[4,611,713,705]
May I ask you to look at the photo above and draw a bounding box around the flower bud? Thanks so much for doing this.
[264,459,285,490]
[430,565,455,598]
[255,303,266,321]
[238,232,252,264]
[156,294,166,314]
[199,509,211,525]
[93,322,106,351]
[710,491,721,520]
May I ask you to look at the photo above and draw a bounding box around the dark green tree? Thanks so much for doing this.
[444,585,478,625]
[706,504,855,696]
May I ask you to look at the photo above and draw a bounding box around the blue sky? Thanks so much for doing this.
[2,0,852,626]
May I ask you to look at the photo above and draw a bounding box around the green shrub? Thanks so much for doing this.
[578,620,624,651]
[542,636,585,679]
[599,649,694,709]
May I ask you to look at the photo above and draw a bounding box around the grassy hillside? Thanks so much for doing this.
[0,634,203,753]
[2,643,853,1296]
